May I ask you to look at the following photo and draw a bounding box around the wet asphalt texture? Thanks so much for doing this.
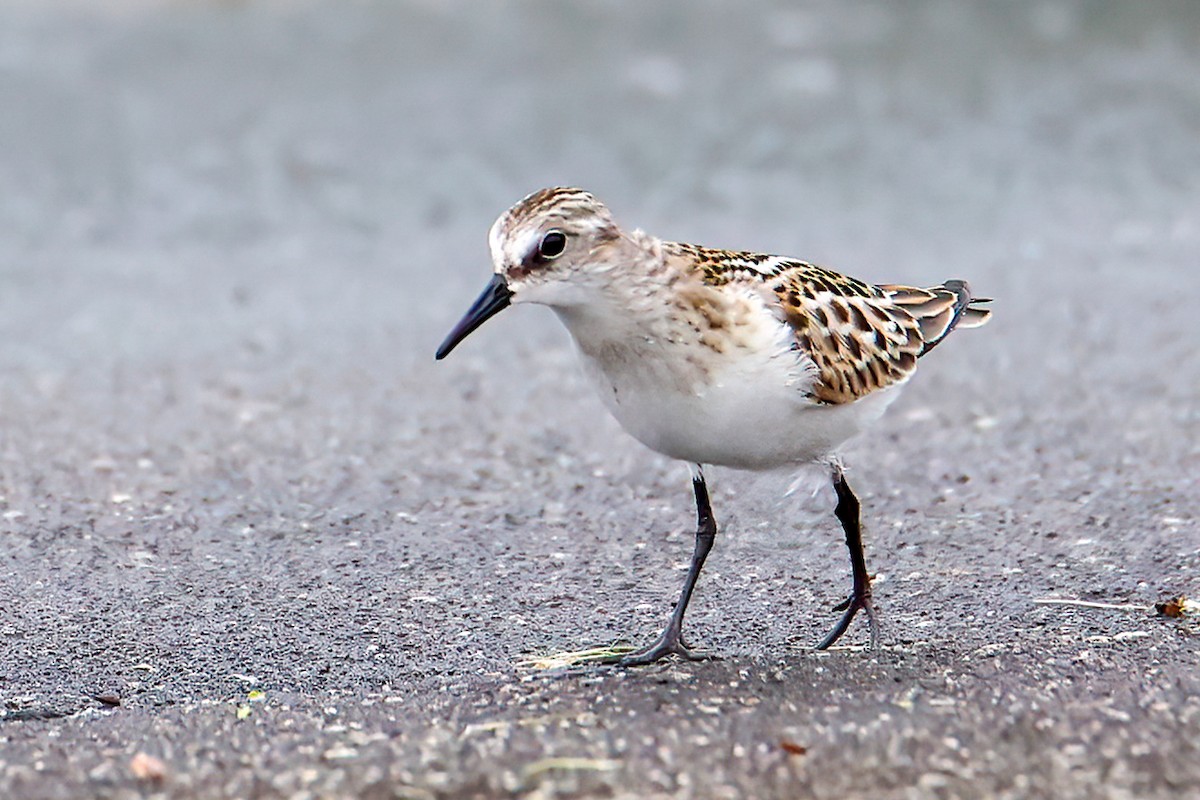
[1,1,1198,798]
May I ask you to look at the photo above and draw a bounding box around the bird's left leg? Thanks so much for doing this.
[618,464,717,666]
[816,465,880,650]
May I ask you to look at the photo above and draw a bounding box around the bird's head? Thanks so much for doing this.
[436,187,622,360]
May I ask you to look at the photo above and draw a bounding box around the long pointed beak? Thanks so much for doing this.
[435,274,513,360]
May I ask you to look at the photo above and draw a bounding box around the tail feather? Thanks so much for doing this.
[878,279,993,356]
[956,302,993,329]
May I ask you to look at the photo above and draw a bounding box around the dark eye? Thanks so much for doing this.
[538,230,567,260]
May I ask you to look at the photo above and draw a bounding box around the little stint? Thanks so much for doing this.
[436,187,991,665]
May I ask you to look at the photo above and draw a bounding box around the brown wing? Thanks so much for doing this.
[772,269,990,404]
[668,243,992,405]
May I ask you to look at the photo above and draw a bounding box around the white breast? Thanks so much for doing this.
[553,291,903,470]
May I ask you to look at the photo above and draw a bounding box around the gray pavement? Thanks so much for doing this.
[1,1,1198,798]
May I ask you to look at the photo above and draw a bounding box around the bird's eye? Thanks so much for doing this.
[538,230,567,260]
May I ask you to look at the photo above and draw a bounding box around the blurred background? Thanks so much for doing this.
[2,0,1196,537]
[3,0,1196,373]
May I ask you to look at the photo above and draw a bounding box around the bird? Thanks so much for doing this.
[435,187,991,665]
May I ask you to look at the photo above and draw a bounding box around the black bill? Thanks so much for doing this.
[435,274,513,360]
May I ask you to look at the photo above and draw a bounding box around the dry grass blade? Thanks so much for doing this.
[1031,598,1147,611]
[1034,595,1198,620]
[517,644,636,670]
[521,757,620,781]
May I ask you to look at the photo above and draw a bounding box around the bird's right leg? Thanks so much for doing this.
[816,466,880,650]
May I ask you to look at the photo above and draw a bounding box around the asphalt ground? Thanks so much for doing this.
[1,1,1198,798]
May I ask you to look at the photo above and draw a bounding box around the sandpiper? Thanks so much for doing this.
[436,187,991,665]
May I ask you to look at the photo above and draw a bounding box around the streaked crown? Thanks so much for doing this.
[488,187,621,290]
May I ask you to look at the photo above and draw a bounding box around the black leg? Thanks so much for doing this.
[816,468,880,650]
[618,465,717,666]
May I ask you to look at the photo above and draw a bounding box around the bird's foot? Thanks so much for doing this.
[607,625,714,667]
[816,590,880,650]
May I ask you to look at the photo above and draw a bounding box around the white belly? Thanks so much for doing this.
[566,324,902,470]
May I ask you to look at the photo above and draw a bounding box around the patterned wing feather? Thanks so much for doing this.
[675,244,992,404]
[772,272,925,404]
